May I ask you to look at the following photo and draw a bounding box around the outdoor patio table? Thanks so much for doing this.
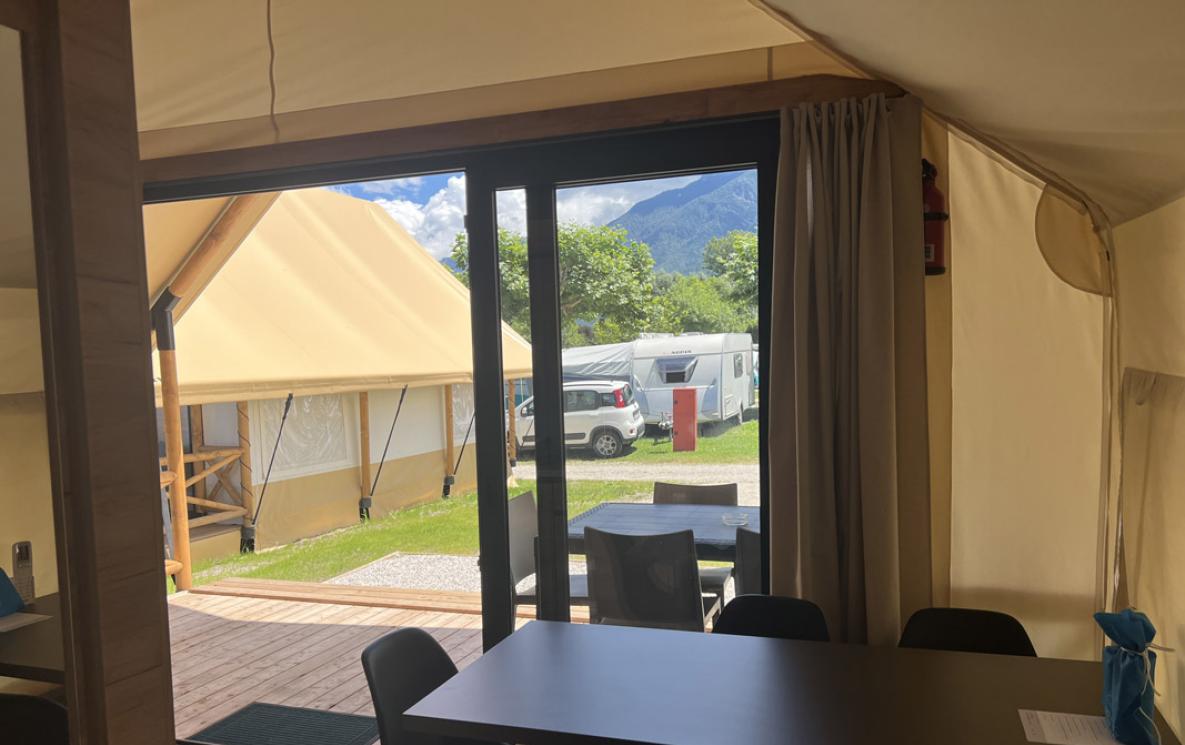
[404,620,1182,745]
[566,502,760,562]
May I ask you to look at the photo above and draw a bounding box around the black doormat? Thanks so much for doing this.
[185,702,379,745]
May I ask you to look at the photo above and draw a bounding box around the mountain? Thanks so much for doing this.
[609,170,757,274]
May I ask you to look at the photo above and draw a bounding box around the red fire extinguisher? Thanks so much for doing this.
[922,159,949,275]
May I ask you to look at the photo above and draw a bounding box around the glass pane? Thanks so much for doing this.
[555,170,762,627]
[0,24,62,656]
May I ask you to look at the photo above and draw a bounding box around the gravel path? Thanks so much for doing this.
[513,461,759,505]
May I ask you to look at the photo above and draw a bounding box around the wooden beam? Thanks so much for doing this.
[443,385,455,475]
[186,495,244,512]
[359,392,372,499]
[22,0,177,740]
[188,404,206,501]
[157,447,244,466]
[165,193,277,301]
[237,402,255,521]
[141,76,905,186]
[183,453,240,489]
[188,507,248,530]
[159,348,193,590]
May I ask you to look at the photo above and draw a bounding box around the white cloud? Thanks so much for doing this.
[556,176,698,226]
[357,176,423,196]
[371,173,698,258]
[375,175,467,258]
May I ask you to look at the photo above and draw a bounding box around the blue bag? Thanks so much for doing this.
[0,568,25,617]
[1094,609,1160,745]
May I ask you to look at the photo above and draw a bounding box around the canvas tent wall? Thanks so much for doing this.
[140,187,530,549]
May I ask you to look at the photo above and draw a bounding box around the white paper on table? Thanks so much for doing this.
[1019,710,1122,745]
[0,612,50,633]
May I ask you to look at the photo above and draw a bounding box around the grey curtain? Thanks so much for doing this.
[768,94,932,645]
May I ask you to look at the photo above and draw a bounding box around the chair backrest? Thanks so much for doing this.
[507,491,537,587]
[734,526,762,596]
[584,527,705,632]
[713,595,830,642]
[361,628,485,745]
[653,482,738,506]
[0,693,69,745]
[898,607,1037,657]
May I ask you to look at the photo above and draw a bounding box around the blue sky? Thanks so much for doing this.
[330,172,697,259]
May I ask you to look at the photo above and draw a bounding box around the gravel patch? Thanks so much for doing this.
[513,461,759,506]
[330,552,587,593]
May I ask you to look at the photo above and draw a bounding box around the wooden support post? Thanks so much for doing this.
[237,401,255,524]
[506,379,518,465]
[359,392,372,500]
[443,384,455,474]
[188,403,206,503]
[157,342,192,590]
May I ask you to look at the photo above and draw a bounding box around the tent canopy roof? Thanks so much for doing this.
[148,188,532,404]
[128,0,1185,225]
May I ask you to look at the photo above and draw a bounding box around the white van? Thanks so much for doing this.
[562,333,755,425]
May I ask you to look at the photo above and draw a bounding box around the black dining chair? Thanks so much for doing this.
[713,595,831,642]
[585,527,717,632]
[508,492,589,609]
[898,607,1038,657]
[361,628,493,745]
[733,526,762,596]
[652,482,737,614]
[0,693,69,745]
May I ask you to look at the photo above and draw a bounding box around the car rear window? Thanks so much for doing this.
[598,384,634,407]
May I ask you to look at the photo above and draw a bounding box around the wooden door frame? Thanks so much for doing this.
[16,1,175,742]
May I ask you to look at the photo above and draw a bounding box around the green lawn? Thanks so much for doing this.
[564,418,759,465]
[187,479,651,588]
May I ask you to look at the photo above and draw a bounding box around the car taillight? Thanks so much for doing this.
[614,388,626,408]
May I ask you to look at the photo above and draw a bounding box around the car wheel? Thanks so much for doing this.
[591,429,624,458]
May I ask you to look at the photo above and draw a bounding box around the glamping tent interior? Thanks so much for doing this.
[2,0,1185,742]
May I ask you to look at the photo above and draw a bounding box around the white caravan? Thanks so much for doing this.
[562,333,755,425]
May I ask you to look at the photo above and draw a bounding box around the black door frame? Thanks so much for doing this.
[145,115,780,651]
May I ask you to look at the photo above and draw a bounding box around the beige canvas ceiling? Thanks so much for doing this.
[129,0,1185,226]
[146,188,533,405]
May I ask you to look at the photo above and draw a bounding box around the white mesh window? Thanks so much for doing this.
[255,394,354,480]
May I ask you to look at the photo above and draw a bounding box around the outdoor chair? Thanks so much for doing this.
[898,607,1038,657]
[652,482,738,613]
[734,526,762,596]
[714,595,830,642]
[361,628,495,745]
[508,492,590,608]
[0,693,69,745]
[585,527,718,632]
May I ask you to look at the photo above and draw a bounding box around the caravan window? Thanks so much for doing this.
[657,356,698,384]
[733,353,745,379]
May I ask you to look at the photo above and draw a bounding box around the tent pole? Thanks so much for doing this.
[506,379,518,467]
[443,384,455,475]
[153,292,192,590]
[236,401,255,550]
[359,392,372,517]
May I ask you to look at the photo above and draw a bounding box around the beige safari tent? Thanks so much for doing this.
[3,1,1185,740]
[143,187,532,556]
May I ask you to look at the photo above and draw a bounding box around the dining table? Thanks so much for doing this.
[566,502,759,562]
[0,593,64,684]
[404,620,1181,745]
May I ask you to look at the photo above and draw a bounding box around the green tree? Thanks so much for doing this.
[448,224,655,346]
[703,230,758,308]
[650,274,753,335]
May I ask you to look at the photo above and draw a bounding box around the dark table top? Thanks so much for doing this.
[0,593,64,684]
[567,502,760,561]
[405,620,1181,745]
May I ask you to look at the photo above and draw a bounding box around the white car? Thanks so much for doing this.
[515,381,643,458]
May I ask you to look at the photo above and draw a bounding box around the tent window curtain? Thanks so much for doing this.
[768,93,932,645]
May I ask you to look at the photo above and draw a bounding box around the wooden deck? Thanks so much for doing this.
[168,581,491,739]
